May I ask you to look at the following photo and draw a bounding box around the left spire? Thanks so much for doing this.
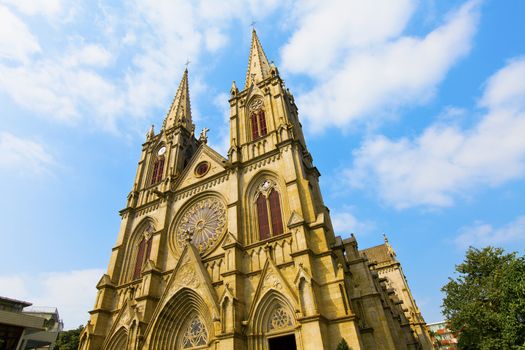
[163,68,193,131]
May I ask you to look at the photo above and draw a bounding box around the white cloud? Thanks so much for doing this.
[0,1,289,132]
[281,0,480,132]
[0,276,28,296]
[1,0,62,17]
[331,209,372,236]
[455,215,525,248]
[0,5,40,62]
[281,0,417,76]
[64,44,113,68]
[0,132,54,175]
[345,57,525,208]
[0,268,104,329]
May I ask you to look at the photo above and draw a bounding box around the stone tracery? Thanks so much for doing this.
[268,307,293,330]
[174,198,227,254]
[182,315,208,348]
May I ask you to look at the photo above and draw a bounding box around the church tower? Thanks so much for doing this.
[80,30,432,350]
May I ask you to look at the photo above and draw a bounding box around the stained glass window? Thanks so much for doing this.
[151,157,165,184]
[256,180,284,241]
[257,195,270,240]
[269,190,283,236]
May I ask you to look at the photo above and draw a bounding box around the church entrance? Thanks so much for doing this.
[268,334,297,350]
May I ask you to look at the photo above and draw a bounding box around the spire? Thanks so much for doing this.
[163,68,193,131]
[245,29,271,88]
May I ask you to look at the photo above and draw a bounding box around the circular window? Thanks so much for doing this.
[172,198,227,255]
[195,161,210,177]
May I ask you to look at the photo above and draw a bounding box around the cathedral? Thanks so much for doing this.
[79,30,432,350]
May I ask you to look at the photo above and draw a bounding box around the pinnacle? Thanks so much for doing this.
[163,69,193,131]
[244,30,272,88]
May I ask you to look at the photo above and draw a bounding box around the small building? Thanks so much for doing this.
[427,321,458,349]
[0,296,62,350]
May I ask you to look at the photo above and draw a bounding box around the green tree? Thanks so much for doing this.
[54,326,83,350]
[442,247,525,349]
[336,338,351,350]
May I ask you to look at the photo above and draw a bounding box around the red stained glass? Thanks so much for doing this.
[259,110,267,136]
[269,190,283,236]
[251,112,259,140]
[133,238,146,279]
[151,157,165,184]
[257,195,270,240]
[195,162,209,176]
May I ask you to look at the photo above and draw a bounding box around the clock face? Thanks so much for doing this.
[173,198,227,255]
[157,146,166,156]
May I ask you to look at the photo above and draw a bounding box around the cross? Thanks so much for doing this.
[250,20,256,30]
[199,127,209,141]
[185,58,191,69]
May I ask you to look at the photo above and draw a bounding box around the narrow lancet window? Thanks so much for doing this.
[269,190,283,236]
[255,180,284,241]
[257,194,270,240]
[151,157,165,184]
[249,99,267,141]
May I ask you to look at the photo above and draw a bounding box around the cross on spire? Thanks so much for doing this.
[185,58,191,70]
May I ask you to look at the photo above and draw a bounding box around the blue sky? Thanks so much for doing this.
[1,0,525,330]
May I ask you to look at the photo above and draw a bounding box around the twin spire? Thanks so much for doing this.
[163,68,193,131]
[245,29,272,88]
[162,30,273,131]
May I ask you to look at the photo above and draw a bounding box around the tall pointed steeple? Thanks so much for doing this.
[244,29,272,88]
[163,68,193,131]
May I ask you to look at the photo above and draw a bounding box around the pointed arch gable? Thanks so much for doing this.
[104,327,128,350]
[142,243,220,348]
[147,288,214,350]
[246,259,299,330]
[250,289,296,335]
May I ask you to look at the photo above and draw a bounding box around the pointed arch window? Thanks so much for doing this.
[255,180,284,241]
[150,146,166,185]
[249,99,267,140]
[133,225,154,280]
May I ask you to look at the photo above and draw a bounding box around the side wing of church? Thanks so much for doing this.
[79,31,432,350]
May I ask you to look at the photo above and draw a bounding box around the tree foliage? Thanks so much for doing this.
[54,326,83,350]
[336,338,351,350]
[442,247,525,349]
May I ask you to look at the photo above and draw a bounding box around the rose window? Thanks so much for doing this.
[268,307,293,330]
[175,198,227,254]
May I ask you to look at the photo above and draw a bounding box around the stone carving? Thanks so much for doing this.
[249,98,264,112]
[175,198,227,254]
[265,272,282,290]
[257,179,276,197]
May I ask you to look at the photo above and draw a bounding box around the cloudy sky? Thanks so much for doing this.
[1,0,524,329]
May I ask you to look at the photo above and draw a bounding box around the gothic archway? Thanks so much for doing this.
[105,327,128,350]
[149,288,213,349]
[249,289,298,349]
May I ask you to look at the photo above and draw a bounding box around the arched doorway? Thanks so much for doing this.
[148,288,214,349]
[250,290,299,350]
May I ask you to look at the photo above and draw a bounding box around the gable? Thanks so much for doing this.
[176,144,227,190]
[142,242,220,345]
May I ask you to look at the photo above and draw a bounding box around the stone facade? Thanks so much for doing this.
[80,30,432,350]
